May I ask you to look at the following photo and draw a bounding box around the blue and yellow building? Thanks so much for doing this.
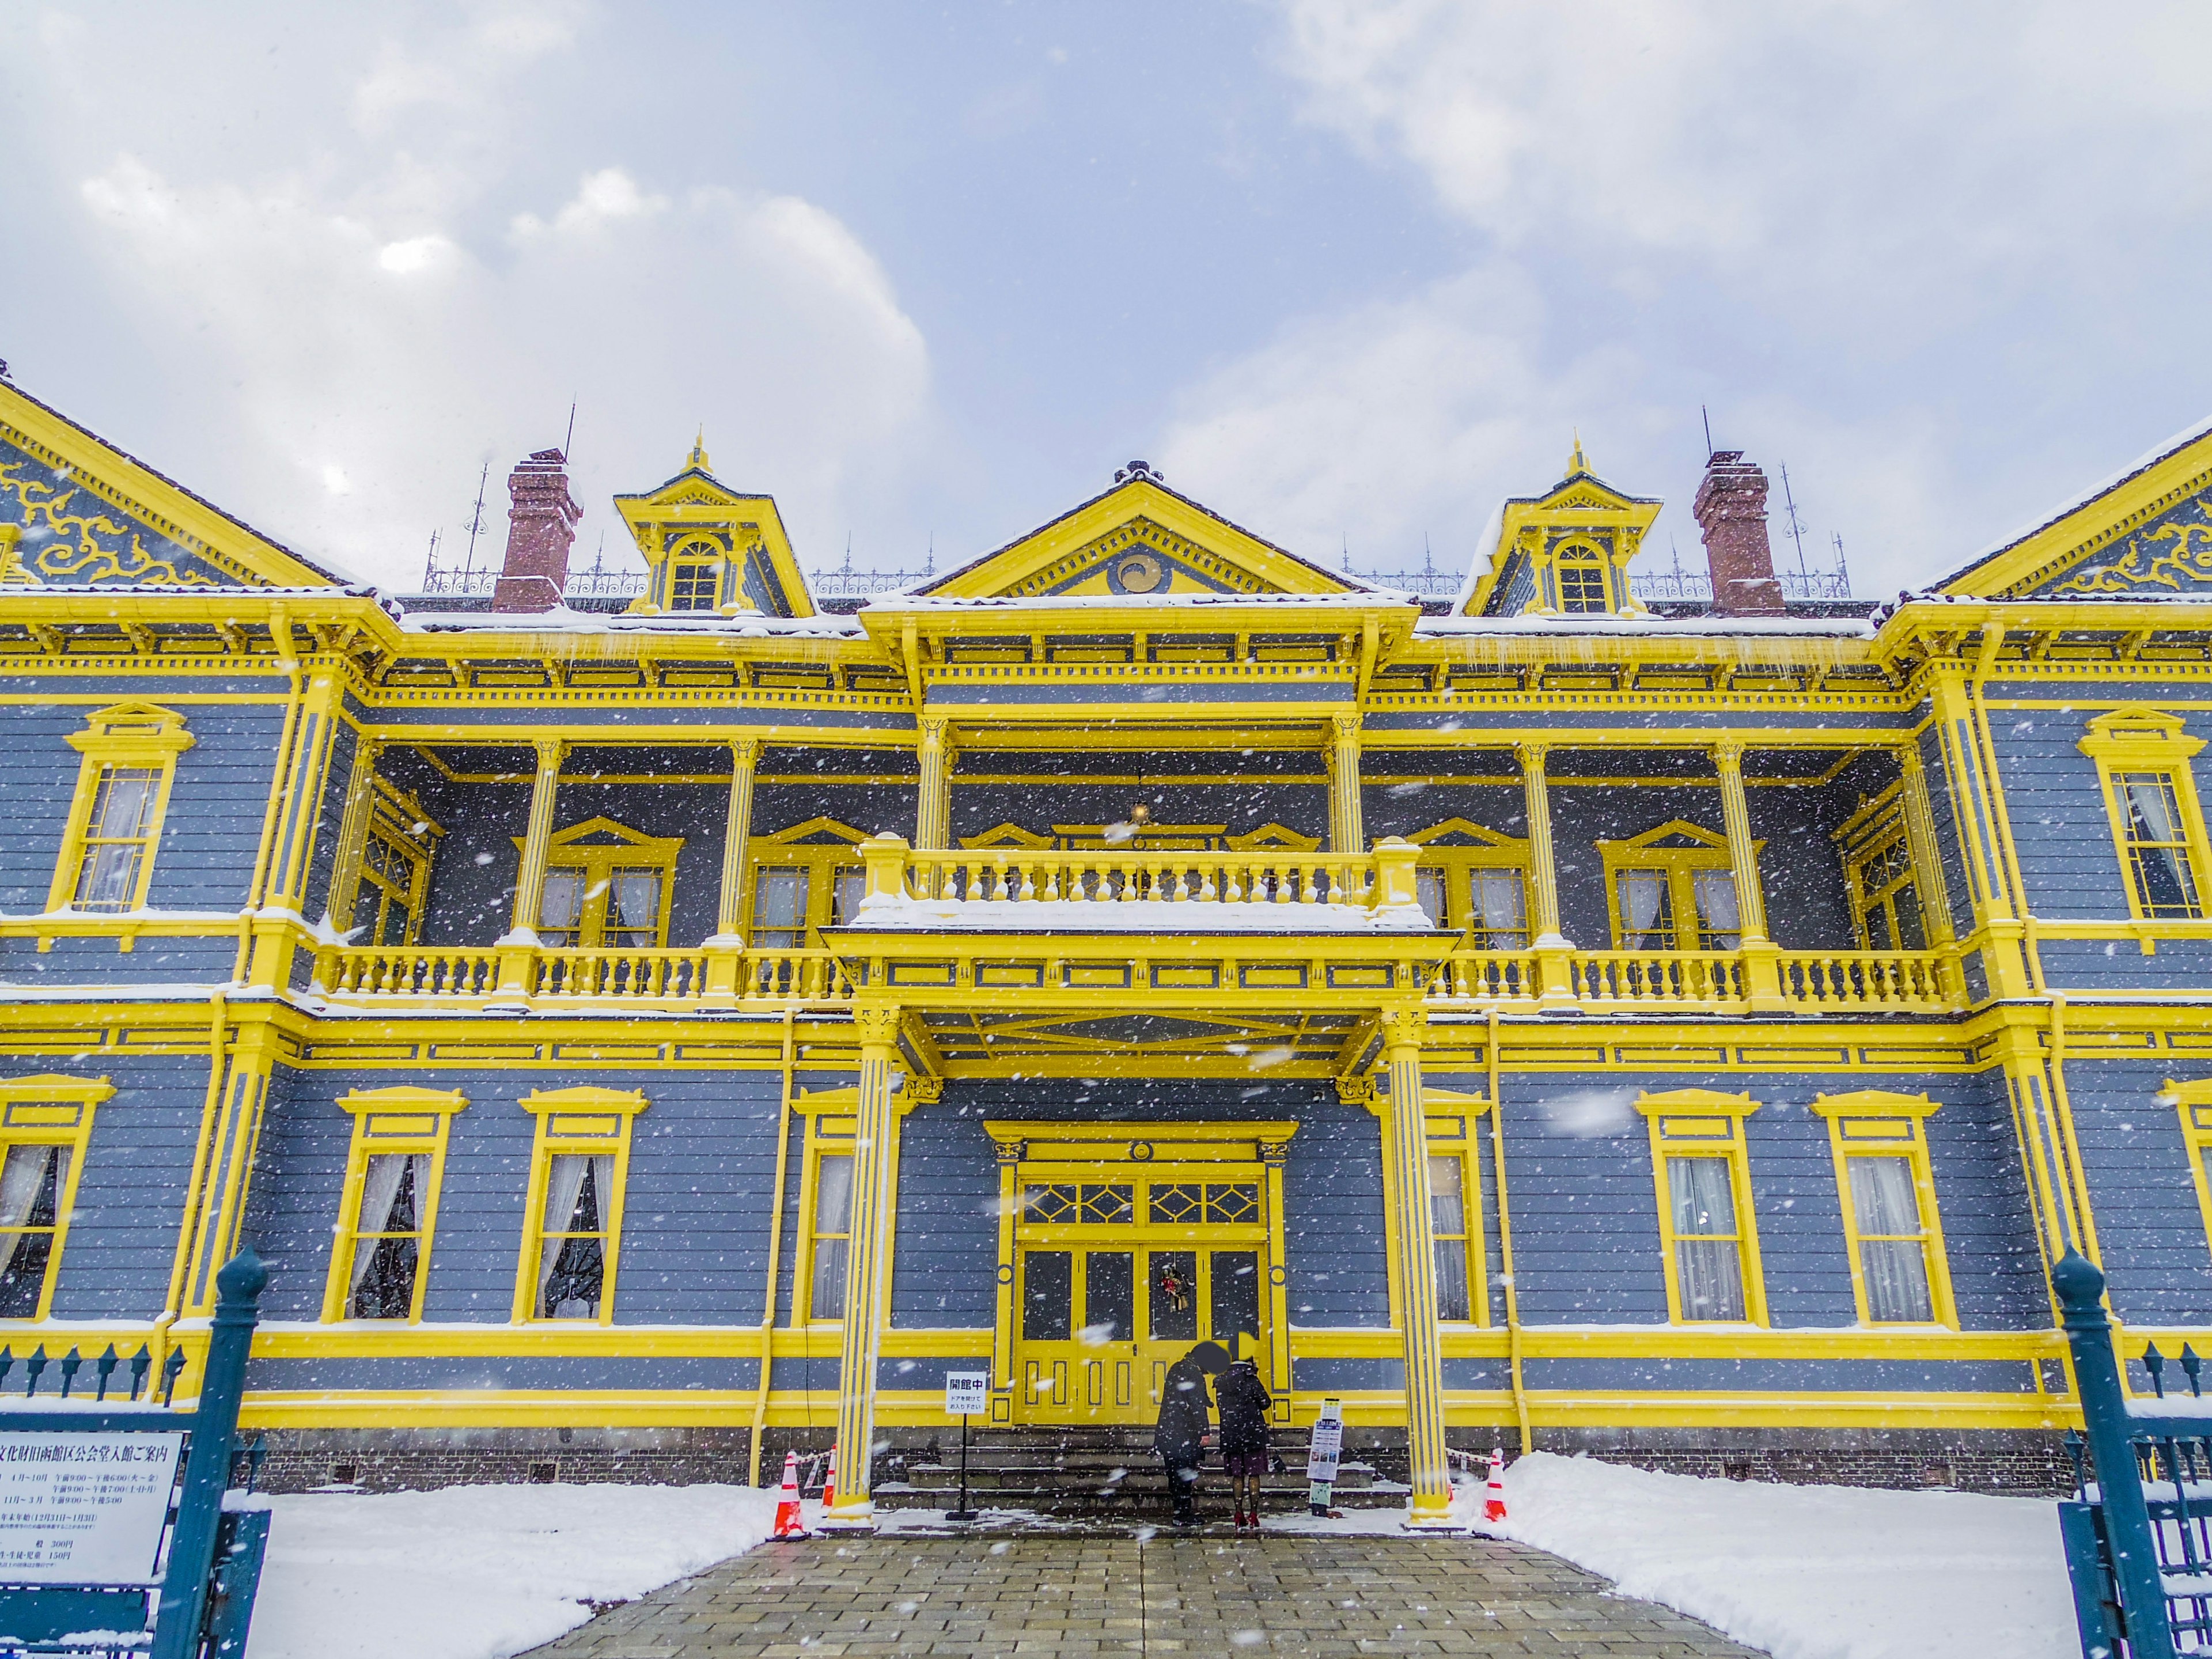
[4,370,2211,1520]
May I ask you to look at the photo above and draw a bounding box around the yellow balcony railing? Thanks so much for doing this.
[309,944,853,1009]
[1424,945,1961,1014]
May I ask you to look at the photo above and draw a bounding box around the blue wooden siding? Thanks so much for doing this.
[0,703,89,911]
[0,1053,209,1319]
[1919,720,1976,938]
[2066,1056,2212,1325]
[1987,705,2131,924]
[890,1104,997,1328]
[1282,1103,1391,1327]
[298,717,358,924]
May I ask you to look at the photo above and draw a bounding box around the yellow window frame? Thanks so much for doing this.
[1636,1089,1767,1326]
[1422,1091,1491,1329]
[46,703,196,915]
[2162,1080,2212,1259]
[661,536,728,613]
[1599,821,1756,951]
[357,781,442,948]
[744,817,871,949]
[512,1086,648,1324]
[1403,819,1531,946]
[1809,1091,1956,1327]
[1834,785,1928,952]
[0,1075,109,1323]
[320,1087,467,1323]
[1551,536,1613,614]
[2080,709,2212,923]
[509,816,683,947]
[796,1096,859,1326]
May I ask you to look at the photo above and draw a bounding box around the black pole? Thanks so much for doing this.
[948,1412,976,1522]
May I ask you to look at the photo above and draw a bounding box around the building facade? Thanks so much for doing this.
[4,375,2210,1518]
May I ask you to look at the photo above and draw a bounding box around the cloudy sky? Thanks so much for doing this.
[4,2,2209,597]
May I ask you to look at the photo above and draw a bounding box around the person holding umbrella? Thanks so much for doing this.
[1154,1340,1230,1527]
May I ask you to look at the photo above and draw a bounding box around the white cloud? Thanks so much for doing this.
[46,14,934,592]
[1159,1,2212,595]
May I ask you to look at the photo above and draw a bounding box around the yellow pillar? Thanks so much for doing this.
[1714,740,1783,1009]
[714,737,763,939]
[1380,1006,1452,1525]
[1327,710,1365,854]
[1518,743,1574,1003]
[248,669,343,990]
[914,716,952,854]
[827,1001,904,1528]
[1896,745,1956,948]
[1927,662,2032,997]
[507,738,566,940]
[181,1018,278,1312]
[326,733,381,934]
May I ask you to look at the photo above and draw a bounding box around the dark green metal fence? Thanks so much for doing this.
[2058,1247,2212,1658]
[0,1248,271,1659]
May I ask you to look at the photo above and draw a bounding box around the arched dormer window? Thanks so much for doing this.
[1554,540,1610,613]
[666,538,724,612]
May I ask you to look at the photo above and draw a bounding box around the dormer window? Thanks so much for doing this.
[1556,542,1609,613]
[669,558,720,611]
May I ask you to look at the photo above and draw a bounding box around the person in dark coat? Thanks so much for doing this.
[1154,1346,1220,1525]
[1214,1355,1274,1531]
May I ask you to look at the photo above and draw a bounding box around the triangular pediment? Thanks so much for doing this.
[1461,452,1662,617]
[757,816,872,847]
[918,466,1363,601]
[1939,415,2212,600]
[611,452,815,619]
[1406,817,1525,849]
[0,380,346,591]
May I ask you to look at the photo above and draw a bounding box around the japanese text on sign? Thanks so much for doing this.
[0,1431,183,1585]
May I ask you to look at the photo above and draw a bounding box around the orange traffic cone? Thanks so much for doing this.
[1483,1448,1508,1524]
[821,1444,838,1512]
[772,1450,808,1539]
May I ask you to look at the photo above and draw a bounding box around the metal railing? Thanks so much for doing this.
[411,564,648,599]
[2057,1249,2212,1657]
[1628,568,1853,602]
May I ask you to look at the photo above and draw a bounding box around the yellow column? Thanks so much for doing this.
[1518,743,1574,1003]
[1897,745,1956,948]
[181,1018,278,1312]
[1714,740,1783,1009]
[827,1001,904,1529]
[507,738,567,940]
[1380,1005,1452,1525]
[914,716,952,853]
[1927,662,2032,997]
[325,733,381,934]
[1327,710,1365,854]
[714,737,763,938]
[248,669,343,989]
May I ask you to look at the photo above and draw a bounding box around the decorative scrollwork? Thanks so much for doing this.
[2050,507,2212,596]
[0,454,217,588]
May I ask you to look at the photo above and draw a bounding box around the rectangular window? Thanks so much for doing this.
[1691,870,1741,950]
[1429,1153,1472,1323]
[2115,772,2203,919]
[1840,806,1927,951]
[752,867,810,948]
[513,1088,644,1325]
[344,1153,428,1319]
[603,869,662,950]
[535,1154,613,1319]
[71,768,161,911]
[669,562,719,611]
[1666,1156,1747,1321]
[1847,1156,1934,1323]
[1468,870,1527,949]
[1557,556,1608,613]
[538,869,585,946]
[0,1145,72,1320]
[1414,868,1448,929]
[829,868,866,927]
[1641,1092,1766,1327]
[809,1151,853,1321]
[1812,1093,1954,1327]
[1617,870,1676,950]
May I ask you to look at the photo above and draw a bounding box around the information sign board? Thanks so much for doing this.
[944,1372,989,1417]
[1305,1399,1344,1485]
[0,1432,183,1585]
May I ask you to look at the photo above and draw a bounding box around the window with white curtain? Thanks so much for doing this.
[1691,870,1741,950]
[1618,870,1675,950]
[1429,1154,1473,1322]
[2116,772,2204,919]
[604,869,662,949]
[537,1154,615,1319]
[1666,1155,1748,1321]
[752,868,810,949]
[346,1153,429,1320]
[537,870,585,947]
[1846,1156,1935,1323]
[0,1145,70,1319]
[809,1152,854,1321]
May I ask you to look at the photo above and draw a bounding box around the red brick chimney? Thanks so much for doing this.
[1692,450,1786,617]
[491,449,581,613]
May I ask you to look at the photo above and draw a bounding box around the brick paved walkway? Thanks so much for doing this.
[524,1532,1766,1657]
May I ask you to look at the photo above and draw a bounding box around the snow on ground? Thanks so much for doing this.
[1484,1452,2076,1659]
[246,1483,777,1659]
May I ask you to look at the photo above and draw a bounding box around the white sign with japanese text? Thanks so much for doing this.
[0,1431,183,1585]
[944,1372,990,1417]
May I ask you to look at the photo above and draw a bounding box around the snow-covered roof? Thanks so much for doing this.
[1412,611,1872,639]
[399,606,862,639]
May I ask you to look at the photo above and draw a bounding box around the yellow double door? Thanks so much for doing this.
[1014,1240,1267,1425]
